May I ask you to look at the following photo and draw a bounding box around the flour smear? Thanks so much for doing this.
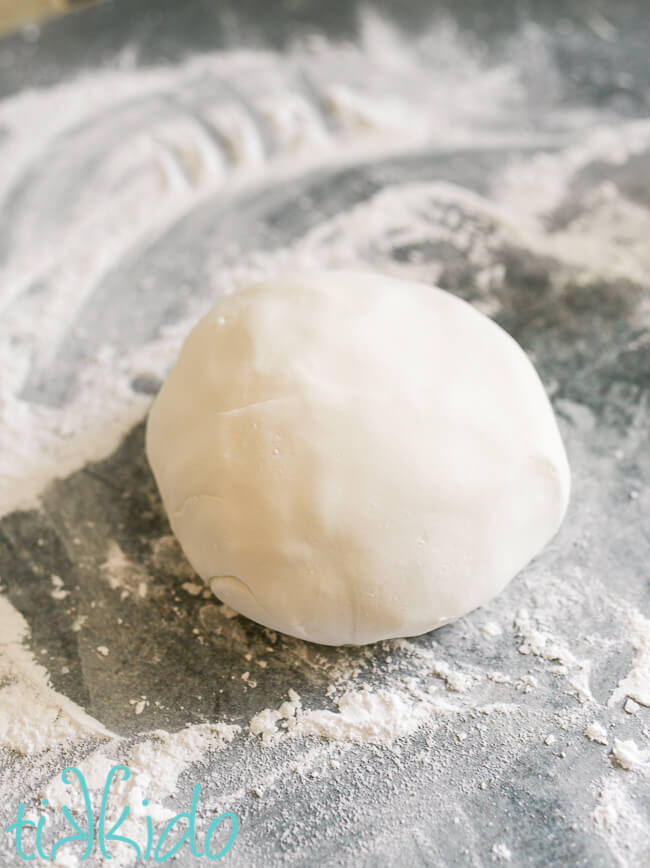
[0,10,649,868]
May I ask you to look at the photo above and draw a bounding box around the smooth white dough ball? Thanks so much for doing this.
[146,270,570,645]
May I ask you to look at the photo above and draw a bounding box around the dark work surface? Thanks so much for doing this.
[1,0,649,113]
[1,144,649,865]
[0,2,649,867]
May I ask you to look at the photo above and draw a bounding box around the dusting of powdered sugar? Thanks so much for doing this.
[608,611,650,709]
[0,596,112,754]
[0,9,649,868]
[0,11,535,519]
[593,777,649,868]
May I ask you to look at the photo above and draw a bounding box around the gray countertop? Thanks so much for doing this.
[0,3,648,866]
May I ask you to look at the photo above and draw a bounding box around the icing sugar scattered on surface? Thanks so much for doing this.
[42,723,239,868]
[1,565,649,865]
[0,597,112,754]
[0,10,649,867]
[515,608,595,703]
[608,611,650,708]
[491,842,513,862]
[0,13,534,519]
[585,721,608,745]
[593,777,650,867]
[251,687,454,746]
[611,739,650,775]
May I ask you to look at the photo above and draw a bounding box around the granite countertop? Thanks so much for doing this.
[0,3,648,866]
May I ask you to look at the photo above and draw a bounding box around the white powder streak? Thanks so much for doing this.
[250,687,455,745]
[0,16,531,519]
[42,723,239,868]
[593,777,650,867]
[611,739,650,775]
[0,597,112,753]
[608,611,650,708]
[0,12,649,866]
[515,608,594,703]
